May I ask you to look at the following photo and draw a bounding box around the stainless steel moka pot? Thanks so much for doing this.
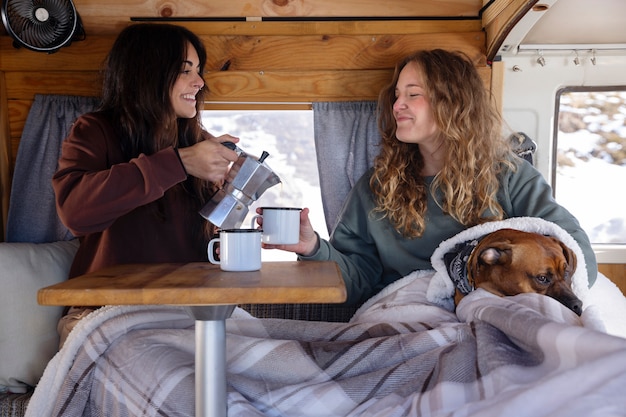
[199,142,281,229]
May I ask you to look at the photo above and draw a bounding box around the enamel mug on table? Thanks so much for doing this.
[250,207,301,244]
[207,229,262,271]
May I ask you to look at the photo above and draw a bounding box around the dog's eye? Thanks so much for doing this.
[535,275,551,286]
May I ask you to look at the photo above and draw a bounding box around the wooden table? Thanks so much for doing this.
[38,261,346,417]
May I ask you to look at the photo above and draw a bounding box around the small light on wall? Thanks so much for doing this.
[591,49,597,66]
[573,50,581,66]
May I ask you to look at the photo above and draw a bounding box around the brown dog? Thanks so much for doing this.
[448,228,583,316]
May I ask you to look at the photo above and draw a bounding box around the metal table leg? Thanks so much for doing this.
[187,305,236,417]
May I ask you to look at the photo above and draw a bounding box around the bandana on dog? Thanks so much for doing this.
[443,237,483,295]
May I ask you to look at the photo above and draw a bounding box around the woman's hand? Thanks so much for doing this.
[177,134,240,182]
[255,207,320,256]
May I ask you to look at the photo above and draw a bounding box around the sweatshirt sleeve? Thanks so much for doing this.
[502,159,598,286]
[52,114,188,235]
[298,177,385,306]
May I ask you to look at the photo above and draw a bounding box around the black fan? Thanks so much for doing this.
[1,0,85,53]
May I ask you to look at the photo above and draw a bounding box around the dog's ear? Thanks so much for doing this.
[557,239,577,279]
[469,246,509,283]
[479,248,504,265]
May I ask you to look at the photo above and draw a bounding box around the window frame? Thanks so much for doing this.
[200,104,328,261]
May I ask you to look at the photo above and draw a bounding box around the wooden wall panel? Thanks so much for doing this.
[206,67,492,102]
[0,24,488,178]
[483,0,537,61]
[0,0,490,237]
[71,0,483,35]
[1,31,485,73]
[6,100,30,140]
[490,59,504,115]
[6,100,33,168]
[599,264,626,296]
[2,63,491,174]
[73,0,481,19]
[0,72,10,237]
[183,20,482,36]
[206,69,393,102]
[4,72,102,100]
[3,67,492,103]
[204,32,485,71]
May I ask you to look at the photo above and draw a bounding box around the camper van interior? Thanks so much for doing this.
[1,0,625,416]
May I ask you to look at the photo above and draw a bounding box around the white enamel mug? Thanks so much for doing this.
[207,229,262,271]
[250,207,301,244]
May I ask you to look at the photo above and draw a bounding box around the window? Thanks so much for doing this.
[201,109,329,261]
[554,89,626,253]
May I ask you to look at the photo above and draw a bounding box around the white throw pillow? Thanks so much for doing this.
[0,239,78,393]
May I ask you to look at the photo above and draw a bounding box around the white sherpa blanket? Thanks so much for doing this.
[426,217,590,310]
[415,216,624,337]
[353,217,626,338]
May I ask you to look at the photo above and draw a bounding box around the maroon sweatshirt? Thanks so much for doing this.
[52,112,210,278]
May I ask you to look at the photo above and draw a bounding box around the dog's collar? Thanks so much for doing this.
[442,236,485,295]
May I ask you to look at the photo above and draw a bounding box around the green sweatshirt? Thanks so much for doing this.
[299,160,597,306]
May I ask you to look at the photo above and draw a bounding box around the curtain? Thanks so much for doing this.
[313,101,382,235]
[6,94,100,243]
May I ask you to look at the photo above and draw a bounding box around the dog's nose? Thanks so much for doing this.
[570,299,583,316]
[552,283,583,316]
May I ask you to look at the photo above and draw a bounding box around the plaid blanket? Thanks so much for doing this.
[26,269,626,417]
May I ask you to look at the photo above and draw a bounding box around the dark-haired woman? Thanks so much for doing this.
[52,23,239,345]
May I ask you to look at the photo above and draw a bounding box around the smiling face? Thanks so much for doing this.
[170,42,204,119]
[392,62,440,148]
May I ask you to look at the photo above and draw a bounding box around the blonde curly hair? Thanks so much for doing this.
[372,49,517,238]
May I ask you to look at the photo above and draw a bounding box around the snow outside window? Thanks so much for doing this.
[202,110,328,261]
[554,89,626,246]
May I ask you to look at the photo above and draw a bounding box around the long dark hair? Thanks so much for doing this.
[100,23,208,155]
[99,23,216,237]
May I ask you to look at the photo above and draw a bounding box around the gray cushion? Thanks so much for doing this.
[0,240,78,393]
